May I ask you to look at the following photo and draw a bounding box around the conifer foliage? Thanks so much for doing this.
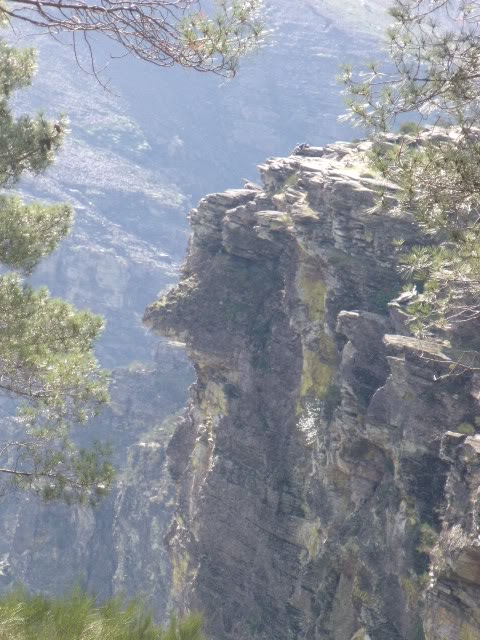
[0,0,263,78]
[0,588,205,640]
[342,0,480,343]
[0,0,263,500]
[0,16,112,503]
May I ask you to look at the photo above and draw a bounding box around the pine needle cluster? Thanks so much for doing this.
[0,588,205,640]
[0,20,112,502]
[342,1,480,340]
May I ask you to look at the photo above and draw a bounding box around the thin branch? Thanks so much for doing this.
[0,0,263,78]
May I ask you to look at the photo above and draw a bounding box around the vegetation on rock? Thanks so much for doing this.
[342,0,480,350]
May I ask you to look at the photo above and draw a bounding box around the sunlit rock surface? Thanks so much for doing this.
[146,140,480,640]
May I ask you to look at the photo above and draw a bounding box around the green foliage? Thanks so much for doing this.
[417,523,438,554]
[0,32,72,276]
[179,0,263,75]
[0,196,72,274]
[0,0,263,79]
[399,122,423,136]
[0,274,107,419]
[0,39,67,187]
[0,0,262,503]
[0,588,205,640]
[457,422,475,436]
[162,614,205,640]
[0,32,111,503]
[342,0,480,341]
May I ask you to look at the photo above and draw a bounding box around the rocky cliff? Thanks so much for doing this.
[0,1,390,616]
[145,140,480,640]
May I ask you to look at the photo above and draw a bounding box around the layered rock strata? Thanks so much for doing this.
[145,141,480,640]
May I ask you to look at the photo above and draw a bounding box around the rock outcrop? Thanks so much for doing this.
[145,140,480,640]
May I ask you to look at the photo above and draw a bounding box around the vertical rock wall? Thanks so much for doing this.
[145,141,480,640]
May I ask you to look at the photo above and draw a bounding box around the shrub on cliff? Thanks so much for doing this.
[342,0,480,348]
[0,588,205,640]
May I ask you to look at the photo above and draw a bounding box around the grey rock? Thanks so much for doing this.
[147,141,480,639]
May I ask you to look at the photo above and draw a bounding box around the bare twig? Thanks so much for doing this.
[0,0,263,77]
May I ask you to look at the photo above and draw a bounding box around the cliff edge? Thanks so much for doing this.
[145,140,480,640]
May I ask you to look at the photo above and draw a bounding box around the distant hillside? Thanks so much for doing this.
[318,0,391,34]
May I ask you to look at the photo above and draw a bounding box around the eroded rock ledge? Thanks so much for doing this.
[145,140,480,640]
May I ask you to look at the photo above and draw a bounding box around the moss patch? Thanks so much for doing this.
[201,381,228,420]
[296,266,337,410]
[401,574,428,612]
[171,548,190,597]
[298,269,327,323]
[284,173,299,188]
[191,440,209,472]
[458,422,475,436]
[297,519,323,561]
[352,576,377,608]
[151,294,169,309]
[300,349,334,399]
[460,623,479,640]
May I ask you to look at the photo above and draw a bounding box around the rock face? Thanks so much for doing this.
[145,141,480,640]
